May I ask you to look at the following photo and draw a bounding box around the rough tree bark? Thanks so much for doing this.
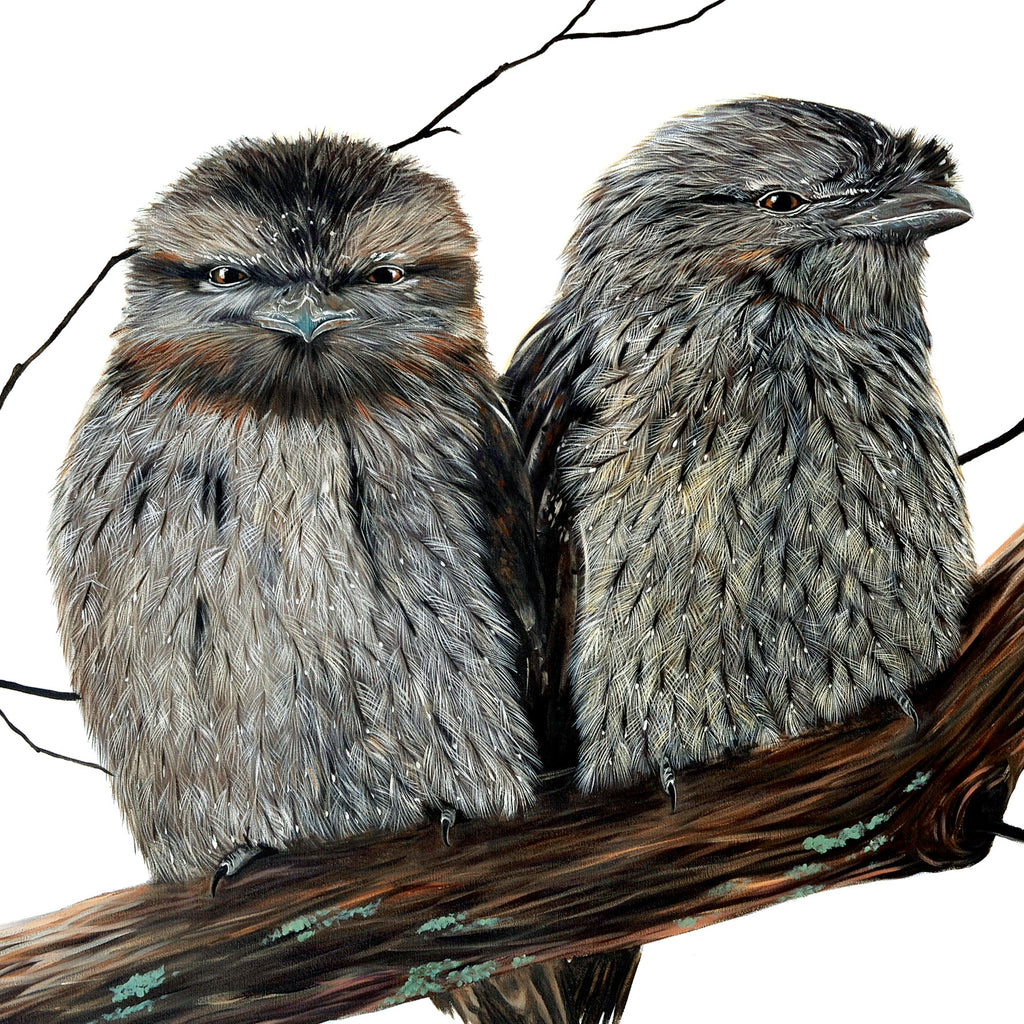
[1,524,1022,1024]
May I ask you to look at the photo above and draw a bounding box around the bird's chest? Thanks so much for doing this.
[557,310,971,782]
[560,325,753,579]
[52,392,534,866]
[56,398,484,691]
[558,311,968,643]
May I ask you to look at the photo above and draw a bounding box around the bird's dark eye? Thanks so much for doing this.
[758,191,809,214]
[366,265,405,285]
[208,266,249,287]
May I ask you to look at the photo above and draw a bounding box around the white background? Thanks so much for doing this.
[0,1,1021,1021]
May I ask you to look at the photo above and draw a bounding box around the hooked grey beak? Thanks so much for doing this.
[255,294,356,342]
[838,184,972,240]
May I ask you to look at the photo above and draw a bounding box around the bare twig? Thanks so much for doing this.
[0,705,109,774]
[0,678,80,701]
[0,247,137,416]
[958,414,1024,465]
[0,682,102,774]
[987,819,1024,842]
[388,0,730,151]
[564,0,730,39]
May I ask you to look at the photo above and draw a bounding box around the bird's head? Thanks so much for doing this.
[112,134,486,419]
[568,98,970,322]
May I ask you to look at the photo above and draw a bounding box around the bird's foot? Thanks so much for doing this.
[660,762,677,813]
[211,844,275,896]
[440,807,457,847]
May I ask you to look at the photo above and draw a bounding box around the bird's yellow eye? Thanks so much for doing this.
[366,265,405,285]
[758,191,809,214]
[208,266,248,286]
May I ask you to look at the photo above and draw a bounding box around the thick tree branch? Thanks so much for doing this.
[1,524,1023,1024]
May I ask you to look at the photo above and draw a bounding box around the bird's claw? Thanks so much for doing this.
[440,808,456,847]
[895,693,920,731]
[660,763,677,813]
[211,844,273,896]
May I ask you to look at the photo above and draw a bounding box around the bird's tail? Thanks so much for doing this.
[429,949,640,1024]
[570,947,641,1024]
[431,961,576,1024]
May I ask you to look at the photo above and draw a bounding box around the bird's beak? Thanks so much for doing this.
[255,293,356,343]
[837,184,972,240]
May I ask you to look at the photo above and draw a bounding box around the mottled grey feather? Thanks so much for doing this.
[53,391,537,877]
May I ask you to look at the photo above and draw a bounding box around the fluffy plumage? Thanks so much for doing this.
[507,96,975,792]
[504,98,976,1024]
[50,134,542,880]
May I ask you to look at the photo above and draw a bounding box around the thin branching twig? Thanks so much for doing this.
[388,0,730,151]
[988,820,1024,842]
[0,705,109,774]
[564,0,730,39]
[0,679,80,701]
[959,415,1024,465]
[0,247,137,416]
[0,248,138,774]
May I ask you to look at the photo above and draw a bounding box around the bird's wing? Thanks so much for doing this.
[505,300,598,506]
[472,391,546,705]
[504,307,643,1024]
[502,299,598,773]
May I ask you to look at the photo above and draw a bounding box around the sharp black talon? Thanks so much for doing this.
[440,808,456,847]
[210,844,274,897]
[660,763,677,813]
[211,864,228,898]
[895,693,920,730]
